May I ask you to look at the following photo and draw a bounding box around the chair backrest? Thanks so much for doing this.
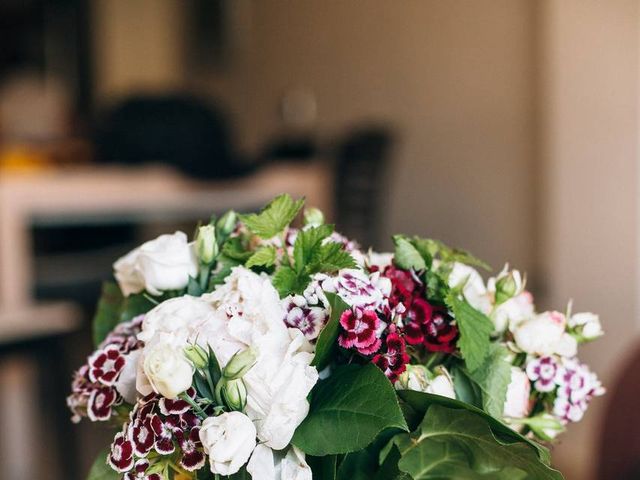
[93,94,250,179]
[334,125,394,249]
[598,345,640,479]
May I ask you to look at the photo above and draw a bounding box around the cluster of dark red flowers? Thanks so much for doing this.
[108,389,205,478]
[67,316,144,423]
[383,266,458,353]
[336,264,459,383]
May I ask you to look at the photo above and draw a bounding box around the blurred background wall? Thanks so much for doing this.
[1,1,638,479]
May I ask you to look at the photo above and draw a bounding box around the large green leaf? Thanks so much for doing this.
[388,405,563,480]
[293,364,408,455]
[293,224,334,271]
[245,245,277,268]
[466,345,512,419]
[87,448,118,480]
[119,293,155,323]
[397,390,551,465]
[446,292,493,372]
[239,194,304,239]
[312,292,350,370]
[393,235,427,271]
[307,455,337,480]
[92,282,123,347]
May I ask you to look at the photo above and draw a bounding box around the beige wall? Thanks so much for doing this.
[537,1,639,478]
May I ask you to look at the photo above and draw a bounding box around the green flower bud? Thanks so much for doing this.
[196,225,218,264]
[184,344,208,370]
[303,207,324,226]
[216,377,248,411]
[521,414,565,442]
[494,267,523,304]
[223,347,257,380]
[216,210,238,237]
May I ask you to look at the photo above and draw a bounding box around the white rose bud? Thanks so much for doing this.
[493,265,524,304]
[303,207,324,226]
[396,365,456,399]
[200,412,257,476]
[216,210,238,237]
[525,413,565,441]
[142,341,194,399]
[217,378,248,411]
[223,347,257,380]
[503,367,531,419]
[196,225,218,264]
[184,344,209,370]
[568,312,603,341]
[113,231,198,296]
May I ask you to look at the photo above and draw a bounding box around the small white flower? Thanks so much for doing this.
[140,340,194,399]
[321,268,390,310]
[491,291,534,334]
[113,232,197,296]
[247,444,312,480]
[503,367,531,419]
[365,250,394,270]
[199,411,257,476]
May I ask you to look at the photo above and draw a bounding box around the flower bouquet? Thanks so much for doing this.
[68,195,604,480]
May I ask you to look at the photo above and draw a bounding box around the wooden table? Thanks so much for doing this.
[0,161,332,311]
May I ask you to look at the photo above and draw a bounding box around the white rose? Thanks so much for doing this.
[200,412,257,476]
[247,444,312,480]
[396,365,456,399]
[512,311,577,357]
[138,296,244,367]
[114,349,141,403]
[113,231,197,296]
[569,312,603,340]
[503,367,531,419]
[140,340,194,399]
[448,263,491,314]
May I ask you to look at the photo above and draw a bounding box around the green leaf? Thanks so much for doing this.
[450,364,483,408]
[446,292,493,372]
[393,235,426,271]
[272,266,310,297]
[293,224,334,272]
[466,345,512,419]
[292,364,408,455]
[246,246,277,269]
[119,293,156,323]
[187,276,205,296]
[420,237,491,271]
[396,390,551,465]
[312,292,350,370]
[208,255,240,289]
[222,237,253,262]
[87,448,119,480]
[309,242,356,273]
[336,450,378,480]
[239,194,305,239]
[308,455,337,480]
[92,282,124,347]
[389,404,562,480]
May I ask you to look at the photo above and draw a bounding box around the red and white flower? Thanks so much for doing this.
[526,356,560,393]
[108,431,135,473]
[88,345,126,386]
[338,308,382,355]
[372,327,410,382]
[87,386,119,422]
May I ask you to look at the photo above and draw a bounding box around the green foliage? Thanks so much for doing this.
[221,237,253,262]
[386,404,562,480]
[307,455,338,480]
[450,364,483,408]
[446,292,494,372]
[86,449,118,480]
[93,282,156,347]
[239,194,305,239]
[292,364,408,456]
[272,266,310,297]
[308,241,356,273]
[418,237,491,271]
[246,245,277,269]
[312,292,351,370]
[92,282,123,347]
[396,390,551,464]
[393,235,427,271]
[294,224,335,270]
[466,344,513,419]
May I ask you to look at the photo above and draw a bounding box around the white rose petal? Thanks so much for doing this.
[512,311,572,357]
[448,263,491,314]
[114,349,141,403]
[114,232,197,296]
[200,412,257,476]
[247,444,311,480]
[503,367,531,419]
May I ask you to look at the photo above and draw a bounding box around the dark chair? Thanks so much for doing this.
[333,125,394,249]
[93,94,254,179]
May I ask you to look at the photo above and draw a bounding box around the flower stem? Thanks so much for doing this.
[179,392,208,420]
